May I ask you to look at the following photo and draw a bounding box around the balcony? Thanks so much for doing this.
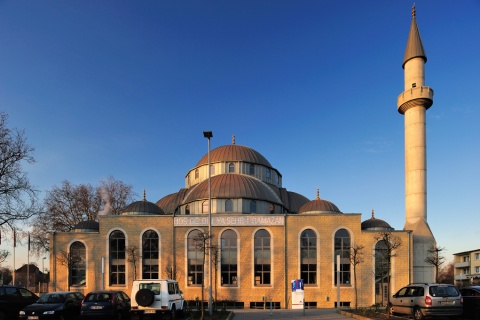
[455,274,471,281]
[455,261,470,268]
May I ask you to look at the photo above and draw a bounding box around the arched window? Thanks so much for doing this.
[300,229,317,284]
[266,168,271,179]
[109,230,126,285]
[228,163,235,173]
[375,240,389,303]
[202,201,209,213]
[225,199,233,212]
[70,241,86,287]
[254,229,271,285]
[187,230,204,286]
[185,204,190,215]
[250,200,256,213]
[221,230,237,286]
[142,230,159,279]
[195,169,199,179]
[249,164,255,175]
[210,165,215,175]
[334,229,351,286]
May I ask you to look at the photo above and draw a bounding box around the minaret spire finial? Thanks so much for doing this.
[316,188,320,200]
[371,209,375,219]
[232,134,235,145]
[412,3,416,18]
[143,189,146,201]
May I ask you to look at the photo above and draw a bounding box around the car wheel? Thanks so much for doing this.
[413,307,425,320]
[386,303,394,316]
[171,305,176,320]
[135,289,155,307]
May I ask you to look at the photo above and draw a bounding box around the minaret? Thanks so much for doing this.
[398,5,435,283]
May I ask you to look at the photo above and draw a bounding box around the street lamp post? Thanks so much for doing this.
[203,131,213,316]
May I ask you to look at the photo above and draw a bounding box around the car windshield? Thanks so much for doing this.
[430,286,459,297]
[139,283,161,295]
[38,293,66,304]
[85,293,112,302]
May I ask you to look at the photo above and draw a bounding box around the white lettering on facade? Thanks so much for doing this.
[174,215,285,227]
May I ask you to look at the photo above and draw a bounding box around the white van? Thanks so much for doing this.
[130,279,185,320]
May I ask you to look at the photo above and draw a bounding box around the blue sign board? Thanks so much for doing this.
[291,279,304,292]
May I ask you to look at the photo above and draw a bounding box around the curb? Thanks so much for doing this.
[339,310,374,320]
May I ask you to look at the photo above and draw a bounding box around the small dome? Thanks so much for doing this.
[184,174,282,205]
[73,220,99,232]
[361,210,393,231]
[122,191,165,215]
[196,143,272,168]
[286,191,310,214]
[298,189,341,214]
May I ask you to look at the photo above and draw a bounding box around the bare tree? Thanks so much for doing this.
[424,245,446,283]
[165,264,177,280]
[192,230,211,320]
[0,266,12,285]
[0,113,40,229]
[57,250,82,291]
[438,261,454,284]
[126,245,141,280]
[99,176,136,215]
[350,244,364,309]
[30,178,136,256]
[375,232,402,318]
[209,244,220,310]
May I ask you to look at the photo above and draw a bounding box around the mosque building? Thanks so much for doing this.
[50,6,436,308]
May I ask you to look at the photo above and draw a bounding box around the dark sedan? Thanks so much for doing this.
[460,286,480,320]
[18,291,84,320]
[81,291,130,320]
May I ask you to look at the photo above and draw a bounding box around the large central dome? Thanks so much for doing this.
[196,144,272,167]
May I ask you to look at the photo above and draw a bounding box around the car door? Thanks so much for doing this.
[391,287,408,314]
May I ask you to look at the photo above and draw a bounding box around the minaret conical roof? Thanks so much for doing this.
[403,5,427,68]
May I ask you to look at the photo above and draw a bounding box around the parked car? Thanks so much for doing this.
[0,285,39,320]
[81,291,131,320]
[130,279,184,320]
[460,286,480,320]
[18,291,84,320]
[387,283,463,320]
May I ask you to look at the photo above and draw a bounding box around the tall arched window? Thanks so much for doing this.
[187,229,203,286]
[109,230,126,285]
[334,229,351,286]
[375,240,389,304]
[249,164,255,175]
[254,229,271,285]
[70,241,86,287]
[269,204,275,214]
[221,230,237,286]
[300,229,317,284]
[142,230,159,279]
[210,165,215,175]
[195,169,199,179]
[250,200,256,213]
[185,204,190,215]
[202,201,209,213]
[266,168,271,179]
[228,163,235,173]
[225,199,233,212]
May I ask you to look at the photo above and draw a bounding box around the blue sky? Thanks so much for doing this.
[1,1,479,270]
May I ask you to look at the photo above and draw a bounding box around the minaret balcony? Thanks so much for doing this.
[397,86,434,114]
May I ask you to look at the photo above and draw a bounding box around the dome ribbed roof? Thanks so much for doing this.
[156,189,189,214]
[196,144,272,168]
[361,210,393,230]
[298,190,341,214]
[287,191,310,214]
[184,174,281,204]
[122,193,165,215]
[73,220,99,232]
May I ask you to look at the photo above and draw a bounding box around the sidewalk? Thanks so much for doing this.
[229,308,357,320]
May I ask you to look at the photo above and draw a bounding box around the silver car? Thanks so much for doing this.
[388,283,463,320]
